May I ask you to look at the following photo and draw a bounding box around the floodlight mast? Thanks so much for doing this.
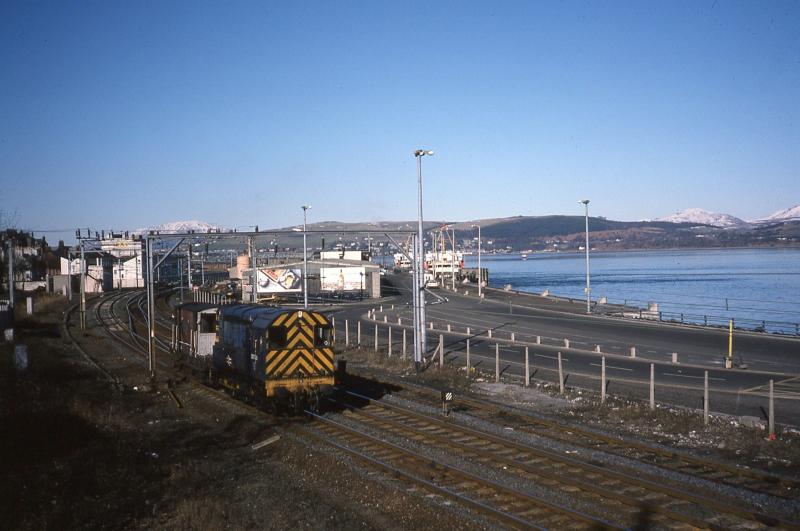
[414,149,433,368]
[302,205,311,309]
[580,199,591,314]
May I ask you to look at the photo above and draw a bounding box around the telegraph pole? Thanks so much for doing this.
[248,236,256,303]
[79,240,87,331]
[146,236,155,380]
[67,249,72,302]
[7,241,14,311]
[186,243,192,292]
[179,258,184,302]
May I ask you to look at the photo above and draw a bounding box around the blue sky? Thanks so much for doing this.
[1,0,798,237]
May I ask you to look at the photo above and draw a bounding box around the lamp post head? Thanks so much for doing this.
[302,205,311,211]
[414,149,434,157]
[580,199,590,206]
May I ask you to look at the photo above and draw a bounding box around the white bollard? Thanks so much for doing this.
[524,347,529,387]
[26,297,33,315]
[14,345,28,371]
[671,352,678,364]
[429,322,434,330]
[564,338,570,348]
[384,315,387,323]
[601,356,606,403]
[403,329,407,358]
[558,352,564,395]
[511,332,515,341]
[630,346,636,358]
[345,319,350,347]
[439,334,444,368]
[466,339,471,373]
[466,327,471,335]
[769,379,775,438]
[649,364,655,410]
[536,335,541,345]
[704,371,709,425]
[357,321,361,346]
[388,327,392,357]
[374,324,378,352]
[495,344,500,383]
[398,317,402,325]
[488,329,492,338]
[595,345,601,353]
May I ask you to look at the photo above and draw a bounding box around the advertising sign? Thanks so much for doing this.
[321,267,365,292]
[256,268,302,293]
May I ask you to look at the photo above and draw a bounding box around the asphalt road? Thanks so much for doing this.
[323,273,800,426]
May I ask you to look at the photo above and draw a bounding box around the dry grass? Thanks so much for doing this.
[166,498,231,531]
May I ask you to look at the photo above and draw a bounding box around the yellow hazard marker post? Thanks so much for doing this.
[725,319,733,369]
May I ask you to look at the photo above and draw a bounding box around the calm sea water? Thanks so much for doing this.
[465,248,800,334]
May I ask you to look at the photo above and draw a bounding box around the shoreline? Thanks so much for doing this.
[465,245,800,257]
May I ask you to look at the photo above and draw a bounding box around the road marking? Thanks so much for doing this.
[662,372,726,382]
[590,363,632,372]
[749,358,784,366]
[743,376,800,396]
[535,354,569,362]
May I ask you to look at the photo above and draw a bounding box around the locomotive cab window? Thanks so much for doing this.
[315,325,332,347]
[199,313,217,333]
[269,326,287,348]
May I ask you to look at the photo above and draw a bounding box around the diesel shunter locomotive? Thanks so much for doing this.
[209,304,335,412]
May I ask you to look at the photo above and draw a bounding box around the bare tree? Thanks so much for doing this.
[0,209,20,231]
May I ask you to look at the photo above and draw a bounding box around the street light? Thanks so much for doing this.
[302,205,311,309]
[471,224,481,298]
[579,199,591,314]
[414,149,433,368]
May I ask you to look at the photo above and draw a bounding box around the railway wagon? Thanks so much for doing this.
[173,302,219,360]
[211,304,335,411]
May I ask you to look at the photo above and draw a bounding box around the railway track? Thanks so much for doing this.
[65,289,259,418]
[63,293,800,528]
[300,410,619,530]
[68,293,624,528]
[355,368,800,502]
[326,389,798,529]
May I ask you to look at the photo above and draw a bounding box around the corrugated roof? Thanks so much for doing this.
[178,302,218,313]
[220,304,287,328]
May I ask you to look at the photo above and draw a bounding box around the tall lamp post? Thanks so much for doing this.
[414,149,433,365]
[580,199,591,314]
[302,205,311,309]
[471,224,481,298]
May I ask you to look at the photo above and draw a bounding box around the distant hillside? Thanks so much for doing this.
[656,208,747,228]
[168,212,800,255]
[293,215,800,252]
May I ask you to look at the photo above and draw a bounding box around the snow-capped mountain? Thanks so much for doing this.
[656,208,747,228]
[135,220,222,234]
[753,205,800,223]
